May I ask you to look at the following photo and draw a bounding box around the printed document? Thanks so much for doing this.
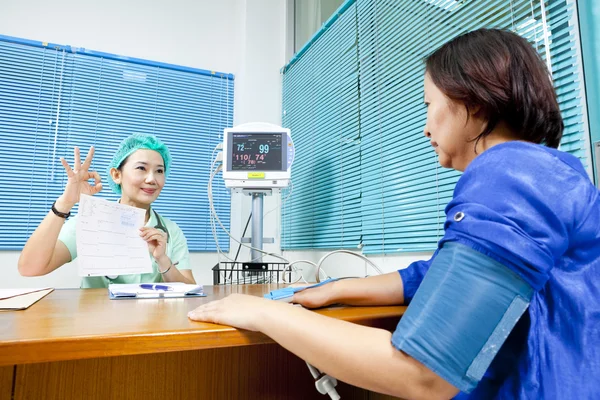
[76,194,152,277]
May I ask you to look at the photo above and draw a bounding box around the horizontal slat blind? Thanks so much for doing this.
[358,0,551,254]
[282,1,361,249]
[0,41,65,248]
[546,0,589,168]
[281,0,589,254]
[0,36,233,251]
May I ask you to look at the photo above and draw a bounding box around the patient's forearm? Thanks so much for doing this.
[331,272,405,306]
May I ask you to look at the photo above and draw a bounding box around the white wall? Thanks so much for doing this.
[0,0,243,74]
[282,251,433,281]
[227,0,288,272]
[0,0,288,288]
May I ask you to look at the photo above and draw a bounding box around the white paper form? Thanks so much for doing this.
[76,194,153,277]
[0,288,52,300]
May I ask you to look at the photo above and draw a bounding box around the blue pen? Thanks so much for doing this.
[139,284,173,291]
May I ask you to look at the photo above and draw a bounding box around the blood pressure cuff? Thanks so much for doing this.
[391,242,533,393]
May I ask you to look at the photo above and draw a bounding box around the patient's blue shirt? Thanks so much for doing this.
[398,142,600,399]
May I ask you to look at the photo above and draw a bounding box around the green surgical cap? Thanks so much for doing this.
[107,133,171,195]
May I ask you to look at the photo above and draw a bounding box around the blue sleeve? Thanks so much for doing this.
[398,249,439,304]
[439,145,589,290]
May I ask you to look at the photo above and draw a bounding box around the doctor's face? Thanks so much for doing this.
[422,73,484,171]
[114,149,166,207]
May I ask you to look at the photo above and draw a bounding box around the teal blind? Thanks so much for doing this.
[0,36,233,251]
[281,0,589,254]
[282,1,362,249]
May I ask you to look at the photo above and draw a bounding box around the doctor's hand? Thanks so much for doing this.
[187,294,272,332]
[56,146,102,211]
[139,226,167,261]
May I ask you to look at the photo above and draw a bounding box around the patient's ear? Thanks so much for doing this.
[110,167,122,186]
[469,104,482,117]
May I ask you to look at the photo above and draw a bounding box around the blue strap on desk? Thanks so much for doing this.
[264,278,339,301]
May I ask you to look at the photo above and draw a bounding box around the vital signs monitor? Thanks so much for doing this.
[222,122,294,189]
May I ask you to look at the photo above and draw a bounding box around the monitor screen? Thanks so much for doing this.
[230,133,283,171]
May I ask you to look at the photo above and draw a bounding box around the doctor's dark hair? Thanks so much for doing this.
[425,28,564,149]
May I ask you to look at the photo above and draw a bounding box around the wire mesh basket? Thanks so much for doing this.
[212,261,291,285]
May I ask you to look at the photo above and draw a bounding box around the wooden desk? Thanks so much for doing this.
[0,285,405,399]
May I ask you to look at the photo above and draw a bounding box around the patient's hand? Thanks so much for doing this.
[188,293,269,331]
[292,282,336,309]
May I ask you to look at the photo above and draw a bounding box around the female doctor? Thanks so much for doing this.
[187,29,599,399]
[18,133,196,287]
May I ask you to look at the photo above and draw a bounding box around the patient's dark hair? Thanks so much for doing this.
[425,28,563,148]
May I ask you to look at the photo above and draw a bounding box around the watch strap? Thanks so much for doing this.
[51,201,71,219]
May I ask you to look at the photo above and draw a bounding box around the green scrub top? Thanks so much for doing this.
[58,208,191,288]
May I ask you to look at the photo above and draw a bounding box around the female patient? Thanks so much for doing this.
[188,29,599,399]
[18,133,196,287]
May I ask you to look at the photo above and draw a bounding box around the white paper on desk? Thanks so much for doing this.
[0,288,54,310]
[76,194,152,277]
[0,287,52,300]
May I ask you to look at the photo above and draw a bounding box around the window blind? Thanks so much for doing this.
[0,35,233,251]
[281,0,590,254]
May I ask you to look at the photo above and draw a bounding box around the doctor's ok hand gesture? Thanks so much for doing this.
[56,146,103,211]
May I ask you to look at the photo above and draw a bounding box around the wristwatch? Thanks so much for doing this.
[51,201,71,219]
